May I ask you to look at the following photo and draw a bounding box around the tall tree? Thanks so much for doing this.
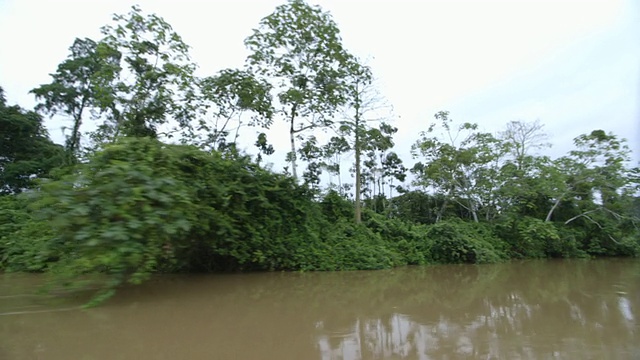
[333,60,398,222]
[499,119,550,171]
[360,123,398,201]
[244,0,355,179]
[31,38,119,157]
[381,151,407,200]
[322,135,350,193]
[95,5,197,141]
[32,6,198,152]
[194,69,274,151]
[412,111,502,222]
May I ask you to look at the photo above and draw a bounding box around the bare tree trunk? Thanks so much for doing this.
[337,157,343,194]
[68,97,87,156]
[289,104,298,180]
[471,204,479,223]
[436,198,448,223]
[349,72,364,223]
[545,193,566,222]
[354,123,362,223]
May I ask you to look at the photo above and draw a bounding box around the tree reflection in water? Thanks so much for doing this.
[2,259,638,359]
[316,260,639,359]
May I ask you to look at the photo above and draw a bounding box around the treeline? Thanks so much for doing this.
[1,1,639,304]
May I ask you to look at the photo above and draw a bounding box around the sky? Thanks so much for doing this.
[1,0,639,170]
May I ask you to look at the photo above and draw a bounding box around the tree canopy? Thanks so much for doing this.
[0,87,65,194]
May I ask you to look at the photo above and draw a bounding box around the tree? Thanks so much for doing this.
[344,61,372,222]
[31,38,120,158]
[33,6,198,151]
[95,5,197,141]
[330,60,400,222]
[411,111,503,222]
[495,120,553,219]
[382,151,407,200]
[193,69,274,151]
[545,130,636,225]
[244,0,355,179]
[0,87,65,194]
[360,124,398,205]
[298,135,325,190]
[322,135,350,193]
[499,119,549,171]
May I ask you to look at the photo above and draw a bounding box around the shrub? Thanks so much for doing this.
[426,220,505,264]
[363,211,431,265]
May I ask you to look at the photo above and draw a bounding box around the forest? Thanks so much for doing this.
[1,0,639,305]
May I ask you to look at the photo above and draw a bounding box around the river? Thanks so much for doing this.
[1,259,639,359]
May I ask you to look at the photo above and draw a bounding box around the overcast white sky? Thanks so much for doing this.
[1,0,639,167]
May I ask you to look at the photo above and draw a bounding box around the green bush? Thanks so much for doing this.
[426,220,505,264]
[320,190,354,223]
[0,195,56,272]
[7,134,636,306]
[32,138,200,296]
[322,220,399,270]
[516,217,558,258]
[582,227,640,257]
[613,234,640,257]
[363,211,431,265]
[558,211,639,258]
[548,225,588,258]
[27,138,360,303]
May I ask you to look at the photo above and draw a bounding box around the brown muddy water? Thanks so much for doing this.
[1,259,639,359]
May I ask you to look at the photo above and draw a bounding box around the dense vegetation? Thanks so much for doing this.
[1,1,638,305]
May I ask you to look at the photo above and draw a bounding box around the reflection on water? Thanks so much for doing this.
[1,259,639,359]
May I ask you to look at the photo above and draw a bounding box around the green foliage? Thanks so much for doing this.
[0,88,66,194]
[494,216,589,259]
[552,226,589,258]
[98,5,197,139]
[319,220,398,270]
[181,154,327,272]
[32,5,198,151]
[570,218,640,258]
[612,233,640,257]
[389,191,449,225]
[411,111,506,223]
[31,37,119,156]
[426,220,505,264]
[193,69,274,150]
[363,211,430,265]
[513,217,558,258]
[28,138,382,302]
[0,195,56,272]
[245,0,353,113]
[244,0,359,178]
[34,138,200,297]
[320,190,354,223]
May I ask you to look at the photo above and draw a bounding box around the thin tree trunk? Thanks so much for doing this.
[545,192,566,222]
[354,122,362,223]
[289,104,298,180]
[471,204,479,223]
[69,97,87,155]
[436,199,448,223]
[354,85,362,223]
[337,157,343,194]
